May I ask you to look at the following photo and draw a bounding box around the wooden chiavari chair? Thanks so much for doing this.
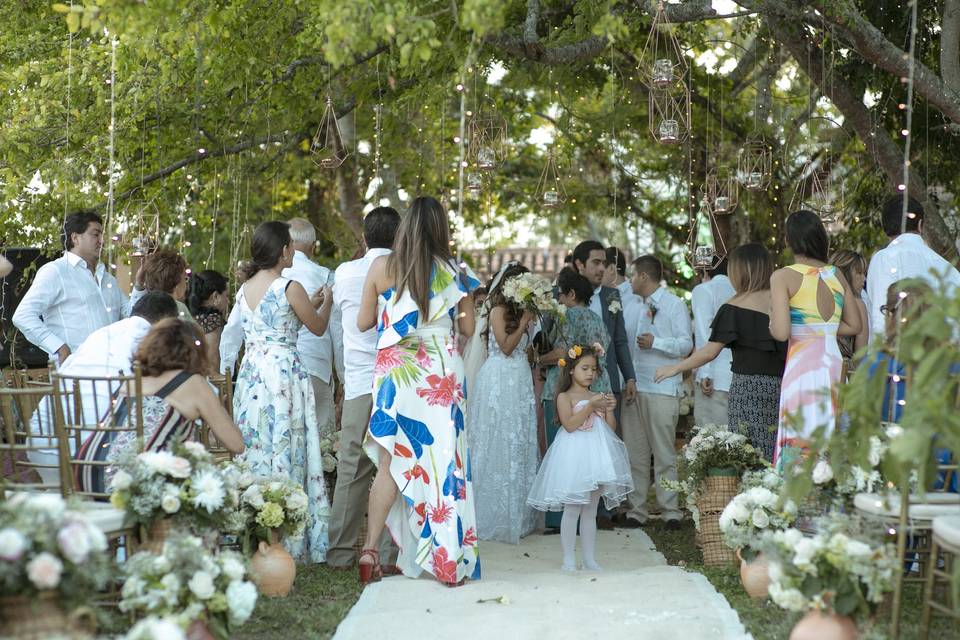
[0,382,63,495]
[202,368,235,463]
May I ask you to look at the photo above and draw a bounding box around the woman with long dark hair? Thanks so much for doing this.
[188,269,229,372]
[356,196,481,586]
[230,220,333,562]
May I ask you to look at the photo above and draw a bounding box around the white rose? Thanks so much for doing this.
[226,580,258,625]
[812,460,834,485]
[122,575,146,599]
[242,485,265,509]
[57,521,92,564]
[752,508,770,529]
[793,539,819,572]
[26,552,63,589]
[718,508,734,533]
[769,582,806,612]
[221,556,246,582]
[285,490,308,513]
[846,540,873,560]
[237,472,255,489]
[0,528,27,561]
[730,501,750,523]
[139,451,191,479]
[161,493,181,514]
[767,560,784,583]
[110,469,133,491]
[188,571,215,600]
[183,441,210,459]
[868,436,885,467]
[268,481,282,493]
[26,494,66,519]
[153,556,172,574]
[783,528,804,547]
[125,616,186,640]
[161,572,181,595]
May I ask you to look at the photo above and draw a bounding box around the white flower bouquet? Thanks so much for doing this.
[120,533,258,639]
[0,493,110,606]
[761,525,896,618]
[319,431,340,474]
[235,476,309,543]
[719,470,797,560]
[501,272,565,321]
[109,441,240,532]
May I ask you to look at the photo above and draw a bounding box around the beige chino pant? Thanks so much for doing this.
[621,392,681,522]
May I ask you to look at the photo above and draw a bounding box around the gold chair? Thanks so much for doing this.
[202,370,235,463]
[920,514,960,637]
[0,383,63,495]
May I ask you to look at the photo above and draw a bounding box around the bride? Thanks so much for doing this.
[466,262,540,544]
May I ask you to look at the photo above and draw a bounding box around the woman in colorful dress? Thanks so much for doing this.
[770,210,861,470]
[230,221,333,562]
[357,196,480,586]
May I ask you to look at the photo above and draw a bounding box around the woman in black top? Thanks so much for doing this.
[188,269,229,372]
[655,244,787,460]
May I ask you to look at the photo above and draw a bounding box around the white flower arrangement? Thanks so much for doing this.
[124,616,187,640]
[319,431,340,474]
[0,493,110,605]
[120,534,258,639]
[760,525,896,618]
[110,442,240,532]
[719,470,797,560]
[228,476,309,544]
[501,272,566,321]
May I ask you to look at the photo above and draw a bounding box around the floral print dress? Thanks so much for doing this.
[232,277,329,562]
[364,260,481,583]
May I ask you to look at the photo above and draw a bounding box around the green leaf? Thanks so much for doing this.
[51,3,70,13]
[65,10,79,32]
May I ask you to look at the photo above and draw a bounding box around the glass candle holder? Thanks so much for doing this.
[746,171,764,191]
[694,245,714,268]
[467,172,483,196]
[658,119,679,144]
[714,195,730,213]
[477,146,496,170]
[543,189,560,208]
[652,59,675,87]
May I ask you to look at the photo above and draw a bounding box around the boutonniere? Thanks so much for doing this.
[647,302,658,321]
[608,299,622,314]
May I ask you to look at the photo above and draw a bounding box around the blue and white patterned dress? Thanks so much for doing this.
[232,277,329,562]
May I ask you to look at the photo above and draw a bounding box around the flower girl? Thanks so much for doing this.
[527,344,633,571]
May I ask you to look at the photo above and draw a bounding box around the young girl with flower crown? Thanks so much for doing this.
[527,344,633,571]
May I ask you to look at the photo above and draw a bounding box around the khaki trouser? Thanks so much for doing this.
[325,394,396,567]
[693,386,730,428]
[621,392,681,521]
[308,375,336,439]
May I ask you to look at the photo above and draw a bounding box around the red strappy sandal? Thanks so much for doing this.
[358,548,382,585]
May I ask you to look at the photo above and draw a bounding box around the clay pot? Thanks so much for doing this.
[186,619,217,640]
[789,610,858,640]
[736,549,770,600]
[250,532,296,597]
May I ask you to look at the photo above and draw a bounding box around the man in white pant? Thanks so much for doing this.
[621,255,692,530]
[690,258,734,427]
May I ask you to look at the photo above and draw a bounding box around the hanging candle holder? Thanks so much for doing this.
[789,159,844,224]
[535,149,567,209]
[468,114,508,172]
[122,199,161,258]
[309,96,349,169]
[684,200,727,271]
[466,172,483,197]
[738,133,773,192]
[649,86,690,145]
[638,1,688,92]
[704,167,738,215]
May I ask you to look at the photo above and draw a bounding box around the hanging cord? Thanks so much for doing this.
[105,38,118,272]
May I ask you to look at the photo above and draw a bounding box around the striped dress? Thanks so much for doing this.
[774,264,844,470]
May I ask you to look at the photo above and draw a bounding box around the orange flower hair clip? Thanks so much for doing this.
[557,358,567,367]
[567,345,583,359]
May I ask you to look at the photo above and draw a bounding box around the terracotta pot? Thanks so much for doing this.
[186,619,217,640]
[0,591,94,639]
[250,531,296,597]
[789,610,858,640]
[736,549,770,600]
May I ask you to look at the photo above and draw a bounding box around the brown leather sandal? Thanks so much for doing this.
[358,548,382,585]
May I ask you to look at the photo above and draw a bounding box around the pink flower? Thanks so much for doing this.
[416,373,463,408]
[415,340,433,368]
[26,552,63,590]
[57,522,91,564]
[374,346,405,374]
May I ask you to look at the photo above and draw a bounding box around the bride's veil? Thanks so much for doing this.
[462,261,517,386]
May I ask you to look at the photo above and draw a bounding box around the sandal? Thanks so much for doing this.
[442,577,467,588]
[358,548,382,585]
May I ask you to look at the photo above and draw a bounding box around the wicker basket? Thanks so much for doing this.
[699,509,737,566]
[698,474,740,512]
[141,518,174,554]
[695,472,740,567]
[0,592,94,639]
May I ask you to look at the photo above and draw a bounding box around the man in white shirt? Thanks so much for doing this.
[326,206,401,570]
[281,217,339,440]
[621,256,692,529]
[690,258,735,427]
[866,195,960,341]
[13,212,129,365]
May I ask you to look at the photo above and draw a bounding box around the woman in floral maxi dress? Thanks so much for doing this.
[230,221,334,562]
[357,196,481,585]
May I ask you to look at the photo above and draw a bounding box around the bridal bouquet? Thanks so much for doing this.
[501,272,565,321]
[719,469,797,560]
[120,533,258,639]
[0,493,110,605]
[110,441,241,531]
[235,476,309,542]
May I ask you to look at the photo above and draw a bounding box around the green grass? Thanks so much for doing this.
[643,519,958,640]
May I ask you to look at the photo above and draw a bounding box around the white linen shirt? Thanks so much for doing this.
[12,251,128,357]
[691,275,735,392]
[865,233,960,341]
[631,286,693,397]
[334,248,391,400]
[282,250,337,383]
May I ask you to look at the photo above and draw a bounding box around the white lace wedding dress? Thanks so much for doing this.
[467,330,540,544]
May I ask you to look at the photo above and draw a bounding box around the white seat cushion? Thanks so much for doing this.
[854,492,960,520]
[933,515,960,549]
[80,502,127,534]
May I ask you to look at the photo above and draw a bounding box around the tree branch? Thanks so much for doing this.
[942,0,960,94]
[523,0,542,59]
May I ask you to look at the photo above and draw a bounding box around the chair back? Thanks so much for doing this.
[0,383,64,495]
[51,365,145,500]
[208,370,233,417]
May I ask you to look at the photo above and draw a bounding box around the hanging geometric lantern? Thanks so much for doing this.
[684,199,727,270]
[535,149,567,209]
[468,114,508,171]
[638,1,689,92]
[738,133,773,191]
[789,159,844,224]
[648,86,691,145]
[466,172,483,198]
[704,166,738,215]
[309,96,349,169]
[122,199,161,257]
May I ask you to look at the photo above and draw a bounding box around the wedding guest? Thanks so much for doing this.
[539,268,612,530]
[830,249,869,373]
[690,257,735,427]
[13,212,128,364]
[770,211,861,470]
[282,217,339,440]
[188,269,229,374]
[221,221,333,562]
[527,345,632,572]
[468,263,539,544]
[326,206,400,571]
[356,196,480,586]
[655,245,787,461]
[621,255,692,529]
[130,248,193,321]
[604,246,642,392]
[0,254,11,279]
[865,195,960,342]
[73,318,244,493]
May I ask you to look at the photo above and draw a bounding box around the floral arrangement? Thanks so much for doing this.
[110,441,240,531]
[557,342,604,368]
[501,272,565,321]
[761,524,896,618]
[719,469,797,560]
[0,493,110,606]
[124,616,187,640]
[233,476,309,543]
[120,534,258,639]
[319,431,340,474]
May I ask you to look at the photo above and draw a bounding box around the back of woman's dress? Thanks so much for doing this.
[467,328,540,544]
[364,260,481,583]
[233,277,329,562]
[775,264,844,469]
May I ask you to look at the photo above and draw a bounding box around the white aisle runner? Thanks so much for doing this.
[334,530,752,640]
